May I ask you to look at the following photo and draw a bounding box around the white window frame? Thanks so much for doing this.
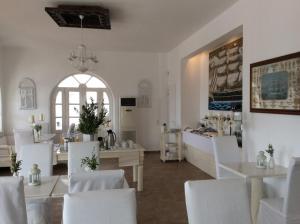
[51,75,113,134]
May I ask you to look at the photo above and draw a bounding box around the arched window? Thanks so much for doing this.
[51,74,113,133]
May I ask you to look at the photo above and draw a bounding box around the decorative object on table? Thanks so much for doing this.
[19,77,37,110]
[10,152,22,176]
[250,52,300,115]
[76,98,109,142]
[137,79,152,108]
[128,140,134,149]
[33,124,42,142]
[28,164,41,186]
[121,140,128,149]
[64,138,69,151]
[209,38,243,111]
[106,129,116,149]
[266,144,275,169]
[68,14,98,73]
[161,123,167,133]
[98,137,105,148]
[81,152,100,172]
[256,151,267,168]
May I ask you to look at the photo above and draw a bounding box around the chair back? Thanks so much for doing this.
[19,143,53,177]
[212,136,242,179]
[283,157,300,218]
[13,129,34,155]
[69,169,126,193]
[185,179,251,224]
[68,141,99,176]
[63,188,137,224]
[0,177,27,224]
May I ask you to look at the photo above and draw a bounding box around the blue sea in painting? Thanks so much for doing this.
[209,101,242,111]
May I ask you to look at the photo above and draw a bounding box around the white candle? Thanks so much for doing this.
[28,115,35,124]
[39,113,44,121]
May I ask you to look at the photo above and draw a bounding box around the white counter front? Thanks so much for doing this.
[182,131,213,155]
[182,131,216,178]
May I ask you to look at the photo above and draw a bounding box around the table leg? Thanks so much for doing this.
[251,178,264,224]
[137,165,143,191]
[133,165,138,182]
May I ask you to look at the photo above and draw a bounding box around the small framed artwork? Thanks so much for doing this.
[250,52,300,115]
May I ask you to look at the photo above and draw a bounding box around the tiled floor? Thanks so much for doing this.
[0,152,212,223]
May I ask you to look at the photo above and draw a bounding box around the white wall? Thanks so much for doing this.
[181,54,201,128]
[0,46,3,134]
[167,0,300,195]
[2,44,166,150]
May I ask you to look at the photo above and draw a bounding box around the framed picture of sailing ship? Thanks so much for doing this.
[209,38,243,111]
[250,52,300,115]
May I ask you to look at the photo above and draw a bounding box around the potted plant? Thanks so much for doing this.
[10,152,22,176]
[81,152,100,172]
[75,98,109,141]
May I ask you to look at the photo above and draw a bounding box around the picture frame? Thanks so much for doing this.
[19,78,37,110]
[250,52,300,115]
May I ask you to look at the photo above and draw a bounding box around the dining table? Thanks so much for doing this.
[219,162,287,224]
[24,176,60,199]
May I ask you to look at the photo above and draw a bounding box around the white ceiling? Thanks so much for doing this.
[0,0,238,52]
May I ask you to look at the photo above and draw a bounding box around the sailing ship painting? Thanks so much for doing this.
[209,38,243,111]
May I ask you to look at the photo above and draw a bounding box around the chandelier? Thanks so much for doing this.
[69,15,98,73]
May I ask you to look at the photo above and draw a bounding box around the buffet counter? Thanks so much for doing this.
[182,131,216,178]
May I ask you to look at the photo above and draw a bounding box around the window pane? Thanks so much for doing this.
[58,76,79,88]
[56,118,62,130]
[69,117,79,126]
[69,92,80,104]
[104,104,110,115]
[56,105,62,117]
[69,105,80,117]
[86,91,97,104]
[56,91,62,104]
[103,92,109,104]
[74,74,91,84]
[86,77,106,88]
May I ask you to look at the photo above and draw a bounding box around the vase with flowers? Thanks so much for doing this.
[266,144,275,169]
[10,152,22,176]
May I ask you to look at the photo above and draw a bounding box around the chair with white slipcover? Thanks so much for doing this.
[63,188,137,224]
[0,176,28,224]
[184,179,252,224]
[257,157,300,224]
[19,143,53,224]
[68,141,99,176]
[13,129,34,156]
[212,136,243,179]
[69,169,127,193]
[19,143,53,177]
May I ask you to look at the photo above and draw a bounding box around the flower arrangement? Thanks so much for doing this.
[10,152,22,176]
[266,144,274,157]
[81,152,100,171]
[33,124,42,132]
[75,98,109,135]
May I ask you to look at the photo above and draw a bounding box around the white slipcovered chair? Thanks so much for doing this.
[185,179,252,224]
[0,176,28,224]
[212,136,243,179]
[68,141,99,176]
[69,169,127,193]
[19,143,53,224]
[13,129,34,156]
[19,143,53,177]
[63,188,137,224]
[257,157,300,224]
